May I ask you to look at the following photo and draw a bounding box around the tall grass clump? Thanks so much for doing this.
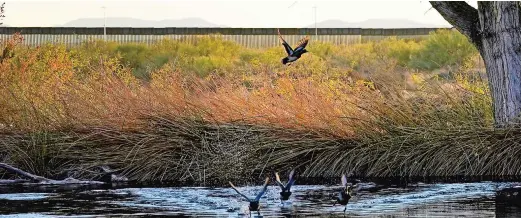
[1,30,518,185]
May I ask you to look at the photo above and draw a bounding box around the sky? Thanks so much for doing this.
[1,0,478,28]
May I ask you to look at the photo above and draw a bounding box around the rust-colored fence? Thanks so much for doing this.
[0,27,451,48]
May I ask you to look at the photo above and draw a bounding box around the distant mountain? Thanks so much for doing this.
[305,19,451,28]
[59,17,225,27]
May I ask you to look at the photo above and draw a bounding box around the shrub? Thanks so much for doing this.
[409,29,479,70]
[0,30,498,183]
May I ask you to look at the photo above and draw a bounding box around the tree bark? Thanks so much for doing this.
[0,163,50,182]
[478,2,521,127]
[431,1,521,127]
[0,162,105,185]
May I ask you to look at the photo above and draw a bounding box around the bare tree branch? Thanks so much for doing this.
[430,1,482,48]
[0,179,32,184]
[0,163,105,185]
[0,163,50,182]
[0,2,4,26]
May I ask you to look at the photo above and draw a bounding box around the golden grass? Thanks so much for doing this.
[1,30,516,185]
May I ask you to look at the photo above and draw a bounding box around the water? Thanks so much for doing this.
[0,181,520,217]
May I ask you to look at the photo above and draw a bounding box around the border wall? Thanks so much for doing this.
[0,27,452,48]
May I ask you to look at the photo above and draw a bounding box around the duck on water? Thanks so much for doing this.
[229,177,270,216]
[274,169,296,203]
[334,174,359,213]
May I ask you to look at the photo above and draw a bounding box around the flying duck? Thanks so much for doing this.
[229,177,270,216]
[334,174,354,213]
[274,169,296,202]
[277,28,310,65]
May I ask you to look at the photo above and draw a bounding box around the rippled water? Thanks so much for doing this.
[0,181,520,217]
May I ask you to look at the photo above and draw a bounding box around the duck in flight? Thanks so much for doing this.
[229,177,270,216]
[274,169,296,202]
[277,28,310,65]
[334,174,354,213]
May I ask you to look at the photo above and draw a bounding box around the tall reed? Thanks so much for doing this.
[2,30,514,184]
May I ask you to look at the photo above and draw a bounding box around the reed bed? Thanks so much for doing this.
[1,30,518,185]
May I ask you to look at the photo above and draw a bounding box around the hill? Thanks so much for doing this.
[305,19,451,28]
[59,17,225,27]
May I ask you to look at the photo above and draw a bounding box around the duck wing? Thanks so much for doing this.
[277,28,294,56]
[341,174,348,187]
[229,181,252,202]
[274,172,286,190]
[293,35,310,53]
[285,169,296,191]
[254,177,270,201]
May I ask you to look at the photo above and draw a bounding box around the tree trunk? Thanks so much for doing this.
[431,2,521,127]
[0,162,106,185]
[478,2,521,127]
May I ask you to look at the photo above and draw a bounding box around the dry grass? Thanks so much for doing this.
[1,30,518,185]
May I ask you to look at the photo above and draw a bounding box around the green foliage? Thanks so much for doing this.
[409,29,479,70]
[307,41,336,59]
[52,30,481,82]
[0,29,506,183]
[373,37,420,67]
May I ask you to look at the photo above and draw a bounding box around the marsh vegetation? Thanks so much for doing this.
[0,30,520,185]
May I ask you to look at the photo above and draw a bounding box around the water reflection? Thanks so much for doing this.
[495,186,521,218]
[0,182,519,217]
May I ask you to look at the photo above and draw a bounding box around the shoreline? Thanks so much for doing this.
[2,120,521,186]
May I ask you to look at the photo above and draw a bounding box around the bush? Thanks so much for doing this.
[409,29,479,70]
[0,30,498,183]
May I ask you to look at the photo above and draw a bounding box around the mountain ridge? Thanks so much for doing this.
[4,17,452,28]
[58,17,225,27]
[304,18,451,28]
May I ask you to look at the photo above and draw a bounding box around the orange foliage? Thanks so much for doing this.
[0,33,490,139]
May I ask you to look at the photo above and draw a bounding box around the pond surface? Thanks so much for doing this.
[0,181,520,217]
